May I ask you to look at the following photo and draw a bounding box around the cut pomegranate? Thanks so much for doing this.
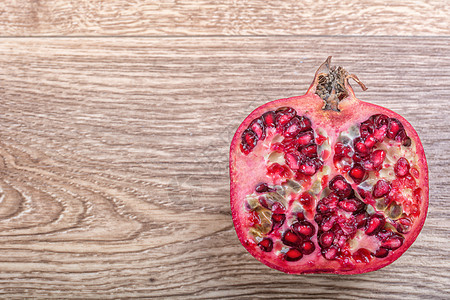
[230,57,429,274]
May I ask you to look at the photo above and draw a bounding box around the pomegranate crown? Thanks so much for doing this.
[313,56,367,112]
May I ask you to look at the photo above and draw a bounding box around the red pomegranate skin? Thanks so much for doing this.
[229,58,428,274]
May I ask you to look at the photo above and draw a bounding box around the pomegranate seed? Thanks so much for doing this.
[240,129,258,154]
[338,198,364,213]
[296,130,314,146]
[334,142,352,158]
[322,246,338,260]
[373,114,389,128]
[387,118,403,139]
[283,116,303,137]
[250,117,266,140]
[354,139,370,157]
[373,180,391,198]
[255,183,270,193]
[282,230,303,247]
[321,215,337,232]
[298,160,317,176]
[364,149,386,171]
[298,192,314,208]
[355,212,368,228]
[300,240,316,255]
[302,144,318,158]
[349,165,366,183]
[329,175,352,199]
[285,152,305,170]
[382,236,403,250]
[276,107,296,129]
[292,221,315,237]
[267,163,292,179]
[271,213,286,229]
[285,248,303,261]
[374,247,389,258]
[360,119,374,139]
[394,157,410,177]
[365,214,385,235]
[364,135,377,148]
[402,136,412,147]
[373,124,388,141]
[258,238,273,252]
[262,111,276,127]
[316,134,327,145]
[395,129,408,143]
[319,232,334,248]
[297,116,312,132]
[297,211,305,221]
[396,217,412,234]
[353,248,373,263]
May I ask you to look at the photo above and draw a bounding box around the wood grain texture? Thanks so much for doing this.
[0,37,448,298]
[0,0,448,36]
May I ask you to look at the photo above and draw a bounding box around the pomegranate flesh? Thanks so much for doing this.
[230,57,428,274]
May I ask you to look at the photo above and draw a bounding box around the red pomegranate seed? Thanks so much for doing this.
[349,165,366,183]
[240,129,258,154]
[262,111,276,127]
[374,247,389,258]
[353,248,373,263]
[298,192,314,209]
[354,139,370,157]
[296,131,314,146]
[276,107,296,129]
[381,236,403,250]
[255,183,270,193]
[373,114,389,128]
[316,134,327,145]
[338,198,364,213]
[319,232,334,248]
[355,212,368,228]
[373,124,388,141]
[329,175,352,199]
[283,116,303,137]
[250,117,266,140]
[302,144,318,158]
[285,152,305,170]
[298,160,317,176]
[300,241,316,255]
[364,149,386,171]
[396,217,412,234]
[285,248,303,261]
[387,118,403,139]
[258,238,273,252]
[394,157,410,177]
[267,163,292,178]
[364,135,377,148]
[282,230,303,247]
[334,142,352,158]
[360,119,374,139]
[373,180,391,198]
[272,213,286,227]
[365,214,385,235]
[322,246,338,260]
[292,221,315,237]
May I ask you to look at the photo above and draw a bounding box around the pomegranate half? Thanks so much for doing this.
[229,57,428,274]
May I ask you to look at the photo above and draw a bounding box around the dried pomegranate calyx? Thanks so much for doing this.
[314,56,367,112]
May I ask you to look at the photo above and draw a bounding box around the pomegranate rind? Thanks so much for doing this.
[230,90,428,275]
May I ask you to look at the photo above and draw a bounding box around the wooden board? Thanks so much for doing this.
[0,0,448,36]
[0,36,449,298]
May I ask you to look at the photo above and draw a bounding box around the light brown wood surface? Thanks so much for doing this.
[0,1,449,299]
[0,0,449,36]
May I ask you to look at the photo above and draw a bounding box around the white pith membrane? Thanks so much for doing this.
[240,112,422,269]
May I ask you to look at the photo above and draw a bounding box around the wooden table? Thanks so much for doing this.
[0,1,448,298]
